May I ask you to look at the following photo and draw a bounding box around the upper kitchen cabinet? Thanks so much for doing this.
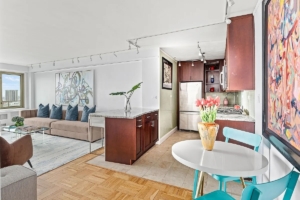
[179,61,204,81]
[226,14,255,91]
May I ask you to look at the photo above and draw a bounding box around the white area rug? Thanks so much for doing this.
[1,131,103,176]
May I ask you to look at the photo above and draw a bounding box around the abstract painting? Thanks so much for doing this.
[162,57,172,90]
[264,0,300,155]
[55,70,94,107]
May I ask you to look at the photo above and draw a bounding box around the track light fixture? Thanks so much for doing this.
[99,54,102,60]
[77,57,80,63]
[90,55,93,61]
[39,63,41,68]
[197,42,206,63]
[204,60,207,64]
[192,61,194,66]
[72,58,74,64]
[178,62,181,67]
[114,52,117,57]
[137,48,139,54]
[227,0,234,7]
[128,42,131,50]
[53,61,55,66]
[226,17,231,24]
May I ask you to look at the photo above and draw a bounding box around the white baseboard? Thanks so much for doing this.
[156,126,177,145]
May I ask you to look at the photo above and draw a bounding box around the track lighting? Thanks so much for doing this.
[226,18,231,24]
[192,61,194,66]
[77,57,80,63]
[99,54,102,60]
[128,42,131,50]
[178,62,181,67]
[137,48,139,54]
[227,0,234,7]
[39,63,41,68]
[114,52,117,57]
[31,65,33,69]
[72,58,74,64]
[53,61,55,66]
[201,58,204,62]
[90,55,93,61]
[204,60,207,64]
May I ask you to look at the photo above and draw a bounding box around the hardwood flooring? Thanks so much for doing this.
[37,148,193,200]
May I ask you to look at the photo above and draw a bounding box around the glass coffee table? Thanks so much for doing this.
[2,125,50,143]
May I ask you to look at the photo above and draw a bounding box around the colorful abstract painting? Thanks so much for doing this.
[55,70,94,107]
[267,0,300,151]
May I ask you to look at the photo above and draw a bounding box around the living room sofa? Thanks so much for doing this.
[20,109,103,142]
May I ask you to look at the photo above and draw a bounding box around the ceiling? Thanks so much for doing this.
[0,0,259,66]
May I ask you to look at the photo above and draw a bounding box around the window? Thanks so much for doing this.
[0,71,24,109]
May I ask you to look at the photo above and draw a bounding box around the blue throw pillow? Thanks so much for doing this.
[81,105,96,122]
[37,104,49,118]
[65,104,78,121]
[50,105,62,119]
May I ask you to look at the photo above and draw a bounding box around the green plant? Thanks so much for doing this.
[12,116,24,127]
[195,96,220,123]
[110,82,143,111]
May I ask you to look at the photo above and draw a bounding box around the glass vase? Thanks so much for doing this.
[198,122,219,151]
[124,96,131,112]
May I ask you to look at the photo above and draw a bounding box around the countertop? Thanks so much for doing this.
[216,113,255,122]
[89,108,159,119]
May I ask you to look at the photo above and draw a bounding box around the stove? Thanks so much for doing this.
[217,107,243,115]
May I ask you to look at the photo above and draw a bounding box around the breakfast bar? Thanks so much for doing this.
[89,108,159,165]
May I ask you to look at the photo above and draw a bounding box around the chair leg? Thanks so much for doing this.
[193,170,199,199]
[252,176,257,184]
[224,181,227,192]
[27,160,33,168]
[219,181,223,191]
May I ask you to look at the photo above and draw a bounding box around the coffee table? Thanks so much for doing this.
[2,125,50,143]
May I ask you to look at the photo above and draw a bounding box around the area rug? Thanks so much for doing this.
[1,130,103,176]
[87,131,242,199]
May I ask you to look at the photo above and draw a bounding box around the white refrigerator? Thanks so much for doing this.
[179,82,202,131]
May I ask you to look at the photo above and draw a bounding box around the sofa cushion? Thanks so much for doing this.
[50,105,62,120]
[65,105,78,121]
[24,117,59,128]
[51,120,88,134]
[37,104,49,118]
[81,105,96,122]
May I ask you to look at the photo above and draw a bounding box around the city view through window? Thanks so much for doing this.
[1,74,21,108]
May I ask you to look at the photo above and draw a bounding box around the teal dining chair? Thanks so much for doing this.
[193,127,262,197]
[195,170,299,200]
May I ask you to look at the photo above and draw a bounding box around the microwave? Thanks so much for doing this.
[220,65,227,91]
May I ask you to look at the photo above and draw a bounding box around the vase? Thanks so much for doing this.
[124,96,131,112]
[198,122,219,151]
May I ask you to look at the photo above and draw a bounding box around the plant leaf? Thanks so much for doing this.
[127,82,143,93]
[109,92,126,95]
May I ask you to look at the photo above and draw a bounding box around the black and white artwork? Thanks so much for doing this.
[162,57,172,90]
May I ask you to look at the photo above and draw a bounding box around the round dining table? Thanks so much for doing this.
[172,140,269,198]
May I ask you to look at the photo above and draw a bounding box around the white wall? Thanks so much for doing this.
[253,1,300,199]
[33,48,160,111]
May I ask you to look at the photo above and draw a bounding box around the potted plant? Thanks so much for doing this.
[195,96,220,150]
[12,116,24,127]
[110,82,143,112]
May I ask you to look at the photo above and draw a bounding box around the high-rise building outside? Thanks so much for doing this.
[5,90,18,102]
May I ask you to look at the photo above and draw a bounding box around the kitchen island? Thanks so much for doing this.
[89,108,159,165]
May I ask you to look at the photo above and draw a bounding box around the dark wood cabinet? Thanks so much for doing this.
[105,111,159,165]
[179,61,204,81]
[215,119,255,149]
[226,14,254,91]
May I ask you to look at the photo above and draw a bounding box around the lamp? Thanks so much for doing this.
[227,0,235,7]
[178,62,181,67]
[226,18,231,24]
[192,61,194,66]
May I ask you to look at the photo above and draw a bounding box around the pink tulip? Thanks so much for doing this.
[206,96,212,103]
[214,96,220,104]
[195,99,201,107]
[200,98,207,106]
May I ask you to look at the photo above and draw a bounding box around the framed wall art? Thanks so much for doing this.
[162,57,173,90]
[55,70,94,107]
[263,0,300,170]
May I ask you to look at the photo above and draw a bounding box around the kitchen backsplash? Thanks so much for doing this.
[206,90,255,118]
[206,92,240,106]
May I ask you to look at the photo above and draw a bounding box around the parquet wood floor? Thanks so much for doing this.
[37,148,193,200]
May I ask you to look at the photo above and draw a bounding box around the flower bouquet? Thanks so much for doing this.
[195,96,220,151]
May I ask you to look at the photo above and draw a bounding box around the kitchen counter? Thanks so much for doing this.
[89,108,159,119]
[216,113,255,122]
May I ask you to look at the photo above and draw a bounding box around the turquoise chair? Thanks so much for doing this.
[195,170,299,200]
[193,127,262,197]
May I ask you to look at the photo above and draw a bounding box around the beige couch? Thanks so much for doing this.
[20,109,103,143]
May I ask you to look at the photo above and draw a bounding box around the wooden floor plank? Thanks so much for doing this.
[37,148,192,200]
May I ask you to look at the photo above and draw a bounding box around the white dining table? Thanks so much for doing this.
[172,140,269,198]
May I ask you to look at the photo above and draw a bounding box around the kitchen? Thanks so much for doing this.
[177,14,255,148]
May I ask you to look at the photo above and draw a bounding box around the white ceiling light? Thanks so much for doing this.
[192,61,194,66]
[226,18,231,24]
[178,62,181,67]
